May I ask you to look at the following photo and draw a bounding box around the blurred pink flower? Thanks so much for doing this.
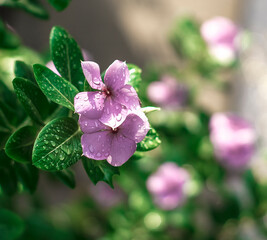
[200,17,239,64]
[89,182,125,208]
[146,162,190,210]
[147,75,187,109]
[210,113,256,170]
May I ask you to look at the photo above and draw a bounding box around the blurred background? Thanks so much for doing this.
[2,0,267,239]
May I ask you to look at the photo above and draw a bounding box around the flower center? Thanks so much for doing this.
[112,127,119,133]
[103,87,112,96]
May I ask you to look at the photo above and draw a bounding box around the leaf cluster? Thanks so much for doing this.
[0,0,71,19]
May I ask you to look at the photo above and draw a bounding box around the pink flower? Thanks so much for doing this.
[74,60,140,128]
[210,113,256,169]
[147,75,187,109]
[80,112,149,166]
[89,182,125,208]
[147,162,189,210]
[200,17,239,64]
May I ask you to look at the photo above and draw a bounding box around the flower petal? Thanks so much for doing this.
[119,112,150,143]
[82,131,113,160]
[107,133,136,166]
[79,115,109,133]
[74,92,105,119]
[114,84,141,110]
[100,97,128,128]
[104,60,129,91]
[46,61,60,76]
[81,61,105,90]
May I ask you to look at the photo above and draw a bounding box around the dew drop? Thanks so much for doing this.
[89,145,94,153]
[93,77,100,85]
[59,154,64,160]
[117,114,122,121]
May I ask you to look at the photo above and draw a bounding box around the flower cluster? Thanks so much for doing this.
[210,113,256,170]
[200,16,239,64]
[147,75,188,109]
[74,60,150,166]
[147,162,190,210]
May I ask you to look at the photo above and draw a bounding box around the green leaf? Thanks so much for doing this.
[5,126,39,163]
[53,169,75,189]
[0,209,25,240]
[13,77,50,125]
[47,0,71,11]
[0,150,18,196]
[14,61,35,83]
[127,63,142,93]
[14,163,39,193]
[82,157,119,188]
[50,26,85,91]
[136,128,161,152]
[32,117,82,171]
[141,106,161,114]
[169,18,206,61]
[1,0,49,19]
[0,80,26,127]
[33,64,79,111]
[0,19,20,49]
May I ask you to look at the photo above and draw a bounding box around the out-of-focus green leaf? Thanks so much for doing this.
[169,18,206,61]
[0,20,20,49]
[0,150,18,196]
[1,0,49,19]
[0,209,25,240]
[14,163,39,193]
[53,169,75,189]
[47,0,71,11]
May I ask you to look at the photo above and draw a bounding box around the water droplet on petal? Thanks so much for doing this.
[117,113,122,121]
[93,77,100,85]
[89,145,94,153]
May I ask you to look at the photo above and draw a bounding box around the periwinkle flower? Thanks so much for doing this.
[210,113,256,170]
[80,111,149,166]
[147,162,190,210]
[200,16,239,64]
[147,75,187,109]
[75,60,140,128]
